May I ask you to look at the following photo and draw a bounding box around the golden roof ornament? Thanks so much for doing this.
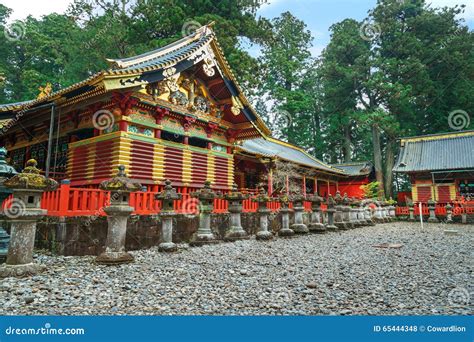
[231,96,243,116]
[37,83,53,99]
[4,159,58,191]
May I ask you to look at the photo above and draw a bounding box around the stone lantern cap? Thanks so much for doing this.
[342,193,351,205]
[307,194,324,204]
[334,191,343,204]
[191,180,219,201]
[277,192,291,207]
[0,147,17,179]
[4,159,58,191]
[253,185,275,204]
[223,183,249,201]
[99,165,141,193]
[427,199,436,206]
[290,190,306,203]
[155,179,182,201]
[351,198,361,206]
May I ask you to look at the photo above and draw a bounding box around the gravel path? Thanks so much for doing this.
[1,222,472,315]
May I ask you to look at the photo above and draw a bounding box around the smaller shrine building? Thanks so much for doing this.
[393,130,474,202]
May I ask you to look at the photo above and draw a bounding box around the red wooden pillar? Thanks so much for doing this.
[119,120,128,132]
[327,180,331,195]
[58,179,71,215]
[155,129,161,139]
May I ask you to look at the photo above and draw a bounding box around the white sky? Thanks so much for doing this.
[2,0,473,22]
[1,0,72,21]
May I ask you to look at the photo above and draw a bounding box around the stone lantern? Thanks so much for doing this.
[277,193,294,237]
[253,186,274,240]
[333,191,347,230]
[223,183,250,241]
[374,201,384,223]
[351,199,363,227]
[0,159,57,277]
[325,195,337,231]
[445,203,453,223]
[155,179,182,252]
[427,199,438,223]
[307,194,326,233]
[0,147,17,262]
[96,165,141,265]
[348,198,359,228]
[342,193,354,229]
[408,201,415,221]
[362,200,375,226]
[290,191,308,234]
[190,181,219,246]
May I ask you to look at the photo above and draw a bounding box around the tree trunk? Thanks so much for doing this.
[343,124,352,162]
[372,124,384,198]
[384,138,396,199]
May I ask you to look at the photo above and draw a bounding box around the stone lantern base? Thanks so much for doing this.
[308,222,326,233]
[278,208,295,237]
[224,230,250,242]
[158,242,178,253]
[0,263,44,278]
[96,205,135,265]
[190,234,220,247]
[96,251,134,265]
[158,213,178,253]
[256,230,274,241]
[278,228,295,237]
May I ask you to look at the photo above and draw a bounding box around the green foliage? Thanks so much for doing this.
[360,181,382,199]
[0,0,271,102]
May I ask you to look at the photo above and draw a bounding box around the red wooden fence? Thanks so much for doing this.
[11,183,473,218]
[1,184,320,217]
[395,202,474,216]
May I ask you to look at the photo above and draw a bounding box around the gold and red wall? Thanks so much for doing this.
[67,131,234,189]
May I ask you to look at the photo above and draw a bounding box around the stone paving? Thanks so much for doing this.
[0,222,472,315]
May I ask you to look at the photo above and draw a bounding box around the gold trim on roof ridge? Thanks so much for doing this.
[400,130,474,144]
[106,25,212,69]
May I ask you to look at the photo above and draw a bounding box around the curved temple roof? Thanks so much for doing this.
[0,24,271,137]
[393,130,474,173]
[330,162,373,176]
[239,137,346,176]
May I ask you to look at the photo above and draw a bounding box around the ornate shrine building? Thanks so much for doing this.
[393,130,474,202]
[0,25,363,197]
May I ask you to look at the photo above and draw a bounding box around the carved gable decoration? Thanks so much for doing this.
[150,71,221,122]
